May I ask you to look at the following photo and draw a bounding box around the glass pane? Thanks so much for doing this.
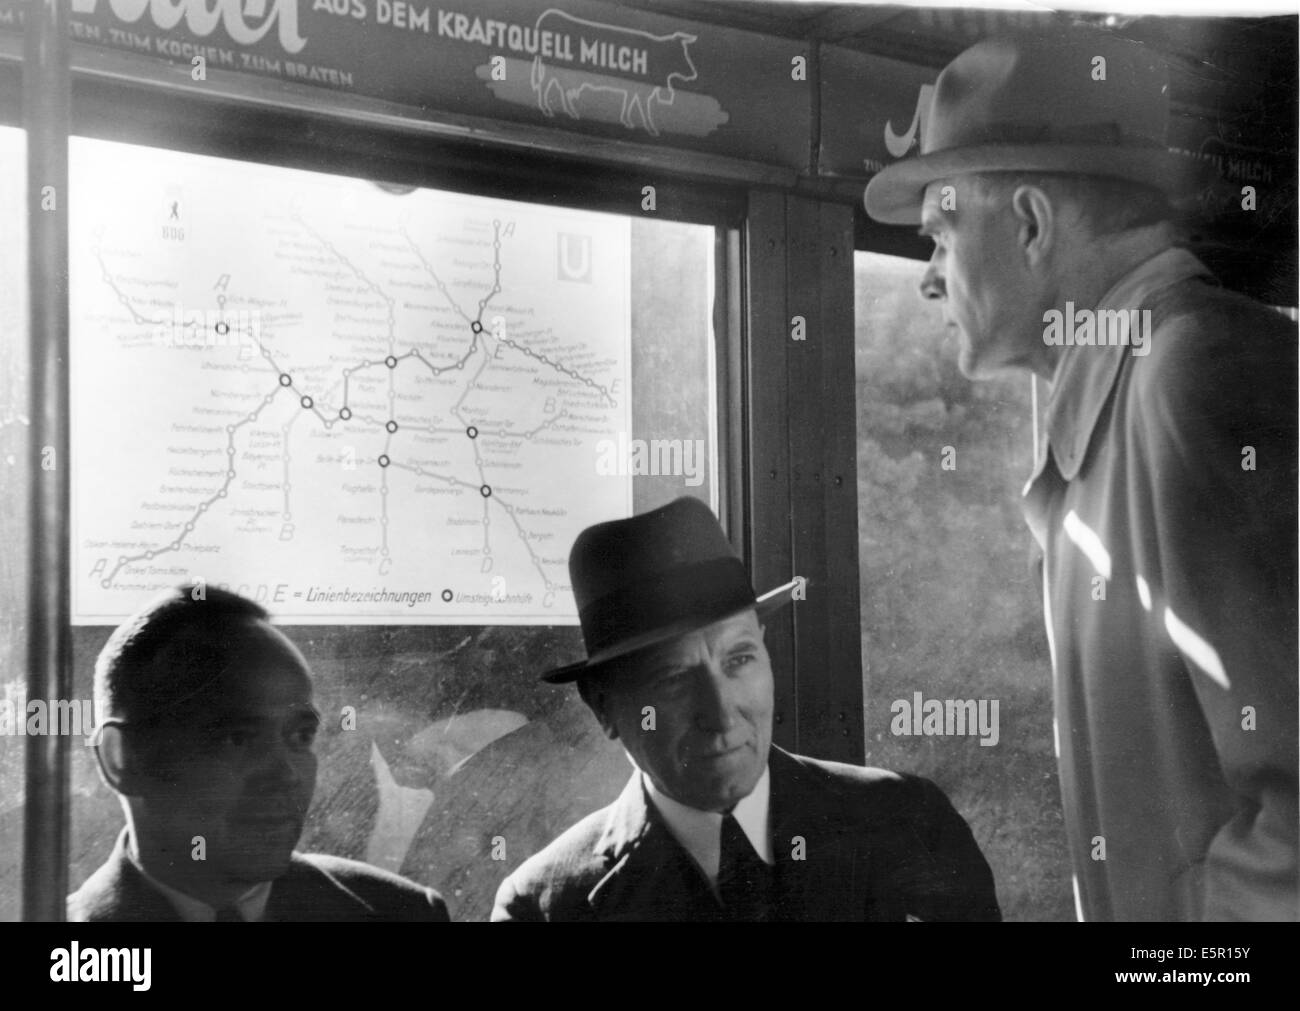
[0,124,27,922]
[853,249,1071,921]
[63,137,718,920]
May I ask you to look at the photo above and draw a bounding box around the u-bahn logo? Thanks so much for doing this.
[556,233,592,283]
[69,0,308,55]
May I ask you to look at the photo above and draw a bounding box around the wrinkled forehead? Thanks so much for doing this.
[633,609,765,671]
[920,178,962,222]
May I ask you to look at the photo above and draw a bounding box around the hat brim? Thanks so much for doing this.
[864,144,1218,226]
[541,578,801,684]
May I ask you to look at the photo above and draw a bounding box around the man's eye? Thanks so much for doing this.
[214,729,253,748]
[727,653,756,671]
[290,725,318,749]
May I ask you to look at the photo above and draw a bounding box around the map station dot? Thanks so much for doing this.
[480,485,492,498]
[471,321,483,334]
[466,426,478,439]
[441,589,453,602]
[300,395,313,409]
[386,420,398,433]
[339,407,352,421]
[279,373,292,386]
[385,355,398,368]
[378,454,390,468]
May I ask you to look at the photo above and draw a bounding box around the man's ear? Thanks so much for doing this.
[1010,184,1056,268]
[577,674,619,741]
[94,722,147,797]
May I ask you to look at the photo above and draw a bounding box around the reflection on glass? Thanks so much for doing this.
[0,134,719,920]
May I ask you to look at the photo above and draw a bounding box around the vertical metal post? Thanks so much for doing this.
[22,0,72,923]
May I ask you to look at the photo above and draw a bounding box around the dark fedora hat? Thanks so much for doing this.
[864,27,1213,226]
[542,496,798,684]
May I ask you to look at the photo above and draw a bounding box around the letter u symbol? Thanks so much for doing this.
[557,234,591,282]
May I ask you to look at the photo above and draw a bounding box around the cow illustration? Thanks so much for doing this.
[531,8,698,138]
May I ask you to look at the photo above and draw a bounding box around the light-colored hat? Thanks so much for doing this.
[864,28,1212,225]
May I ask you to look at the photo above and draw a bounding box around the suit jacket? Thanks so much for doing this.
[492,746,1000,921]
[1023,248,1298,920]
[68,829,450,922]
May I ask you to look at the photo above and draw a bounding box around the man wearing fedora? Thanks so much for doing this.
[491,496,1000,921]
[865,25,1297,921]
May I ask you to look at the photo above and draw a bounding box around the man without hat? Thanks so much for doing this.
[69,584,449,922]
[865,26,1297,920]
[492,496,1000,921]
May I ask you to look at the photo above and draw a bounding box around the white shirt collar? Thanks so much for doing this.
[127,837,274,922]
[643,766,773,883]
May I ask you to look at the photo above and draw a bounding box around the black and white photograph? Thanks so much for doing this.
[0,0,1296,988]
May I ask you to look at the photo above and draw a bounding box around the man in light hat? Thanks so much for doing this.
[865,26,1297,921]
[491,496,999,921]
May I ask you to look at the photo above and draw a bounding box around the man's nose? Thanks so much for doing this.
[693,663,738,735]
[256,737,308,790]
[919,259,945,301]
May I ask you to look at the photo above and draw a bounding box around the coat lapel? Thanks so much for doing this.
[585,772,722,921]
[584,752,873,921]
[264,855,380,922]
[70,829,182,923]
[768,748,868,921]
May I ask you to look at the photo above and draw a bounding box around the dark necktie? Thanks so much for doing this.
[214,906,245,923]
[716,814,775,922]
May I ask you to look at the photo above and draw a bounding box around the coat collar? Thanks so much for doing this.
[72,826,377,922]
[70,829,183,922]
[585,766,693,914]
[584,747,862,919]
[1036,247,1215,483]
